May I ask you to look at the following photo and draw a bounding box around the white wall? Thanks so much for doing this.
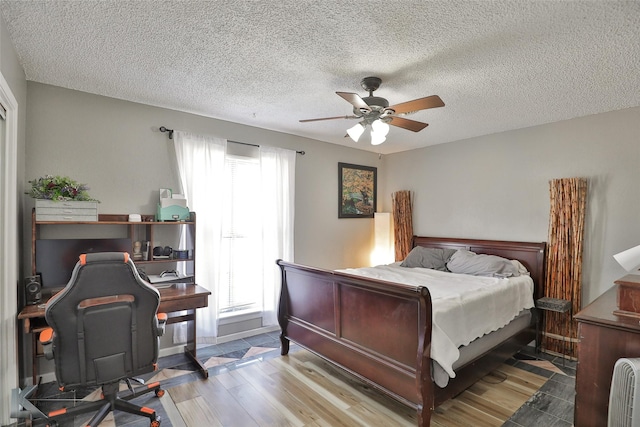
[24,82,383,271]
[23,82,383,380]
[383,106,640,305]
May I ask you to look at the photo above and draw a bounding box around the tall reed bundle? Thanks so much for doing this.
[543,177,587,359]
[392,190,413,261]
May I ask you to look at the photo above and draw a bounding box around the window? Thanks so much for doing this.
[173,132,295,339]
[219,155,262,315]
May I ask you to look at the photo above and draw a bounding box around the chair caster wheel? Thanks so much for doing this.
[155,388,165,398]
[150,416,161,427]
[46,421,59,427]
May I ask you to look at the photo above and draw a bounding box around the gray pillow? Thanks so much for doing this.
[400,247,457,271]
[446,249,520,278]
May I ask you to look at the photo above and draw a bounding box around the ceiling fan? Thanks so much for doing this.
[300,76,444,145]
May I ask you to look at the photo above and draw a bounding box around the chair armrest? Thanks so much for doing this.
[157,313,167,337]
[39,327,54,360]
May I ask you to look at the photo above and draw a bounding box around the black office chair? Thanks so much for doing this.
[39,252,167,427]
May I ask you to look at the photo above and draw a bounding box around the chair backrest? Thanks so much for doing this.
[45,252,161,388]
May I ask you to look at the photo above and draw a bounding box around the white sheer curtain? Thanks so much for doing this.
[173,131,226,341]
[259,146,296,326]
[173,132,295,342]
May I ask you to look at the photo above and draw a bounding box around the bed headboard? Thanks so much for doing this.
[412,236,547,299]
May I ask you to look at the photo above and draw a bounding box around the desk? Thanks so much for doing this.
[574,284,640,427]
[18,283,211,384]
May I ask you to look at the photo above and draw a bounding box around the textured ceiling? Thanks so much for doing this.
[0,1,639,154]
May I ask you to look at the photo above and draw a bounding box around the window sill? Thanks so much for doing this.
[218,308,262,325]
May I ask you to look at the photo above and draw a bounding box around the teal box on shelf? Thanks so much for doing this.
[156,204,191,221]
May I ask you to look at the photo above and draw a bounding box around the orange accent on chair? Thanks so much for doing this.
[140,407,155,415]
[79,254,87,265]
[157,313,167,322]
[123,252,129,263]
[39,327,53,343]
[49,408,67,417]
[147,381,160,389]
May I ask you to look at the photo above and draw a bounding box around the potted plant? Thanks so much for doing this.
[27,175,99,221]
[27,175,98,201]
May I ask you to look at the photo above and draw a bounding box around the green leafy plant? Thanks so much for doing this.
[27,175,99,201]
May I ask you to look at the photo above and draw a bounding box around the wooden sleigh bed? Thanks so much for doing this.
[276,236,546,426]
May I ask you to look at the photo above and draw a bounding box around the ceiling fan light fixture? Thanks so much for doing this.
[370,130,386,146]
[371,119,390,137]
[347,123,365,142]
[299,77,443,144]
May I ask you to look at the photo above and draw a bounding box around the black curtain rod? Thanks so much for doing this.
[159,126,305,155]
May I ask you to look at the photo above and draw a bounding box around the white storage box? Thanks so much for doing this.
[35,200,98,222]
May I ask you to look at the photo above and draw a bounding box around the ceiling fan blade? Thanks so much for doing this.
[336,92,371,112]
[388,95,444,115]
[299,115,358,123]
[388,116,429,132]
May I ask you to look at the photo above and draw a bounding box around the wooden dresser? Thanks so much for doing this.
[574,281,640,427]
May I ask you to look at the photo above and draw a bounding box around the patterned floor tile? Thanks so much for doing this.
[242,346,277,358]
[147,368,194,383]
[520,359,566,375]
[203,356,239,368]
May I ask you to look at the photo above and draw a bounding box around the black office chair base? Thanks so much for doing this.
[44,380,163,427]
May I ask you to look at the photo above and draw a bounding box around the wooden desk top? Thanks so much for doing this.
[574,284,640,333]
[18,283,211,320]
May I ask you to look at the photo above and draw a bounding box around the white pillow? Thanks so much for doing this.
[510,259,530,276]
[446,250,521,278]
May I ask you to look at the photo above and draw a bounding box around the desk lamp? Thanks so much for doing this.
[614,244,640,273]
[613,244,640,318]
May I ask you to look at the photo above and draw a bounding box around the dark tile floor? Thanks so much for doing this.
[504,346,576,427]
[24,331,576,427]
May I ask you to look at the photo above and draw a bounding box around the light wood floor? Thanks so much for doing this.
[166,349,547,427]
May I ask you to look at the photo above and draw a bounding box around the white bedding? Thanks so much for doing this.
[335,263,535,383]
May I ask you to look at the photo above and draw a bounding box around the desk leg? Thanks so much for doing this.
[170,309,208,378]
[31,333,39,388]
[185,308,208,378]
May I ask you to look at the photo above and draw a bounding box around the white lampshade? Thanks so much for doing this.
[614,244,640,272]
[370,130,386,145]
[371,119,390,136]
[347,123,365,142]
[371,212,394,266]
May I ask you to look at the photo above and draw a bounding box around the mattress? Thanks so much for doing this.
[336,263,535,386]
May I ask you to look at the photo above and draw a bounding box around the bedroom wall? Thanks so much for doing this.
[24,82,383,273]
[382,106,640,306]
[22,82,383,381]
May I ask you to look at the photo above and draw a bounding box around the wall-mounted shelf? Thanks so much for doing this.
[31,209,197,289]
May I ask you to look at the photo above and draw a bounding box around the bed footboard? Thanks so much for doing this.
[276,260,434,425]
[276,236,546,426]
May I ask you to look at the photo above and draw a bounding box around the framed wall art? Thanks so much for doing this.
[338,162,377,218]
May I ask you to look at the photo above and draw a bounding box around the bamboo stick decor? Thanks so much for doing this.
[392,190,413,261]
[543,177,587,359]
